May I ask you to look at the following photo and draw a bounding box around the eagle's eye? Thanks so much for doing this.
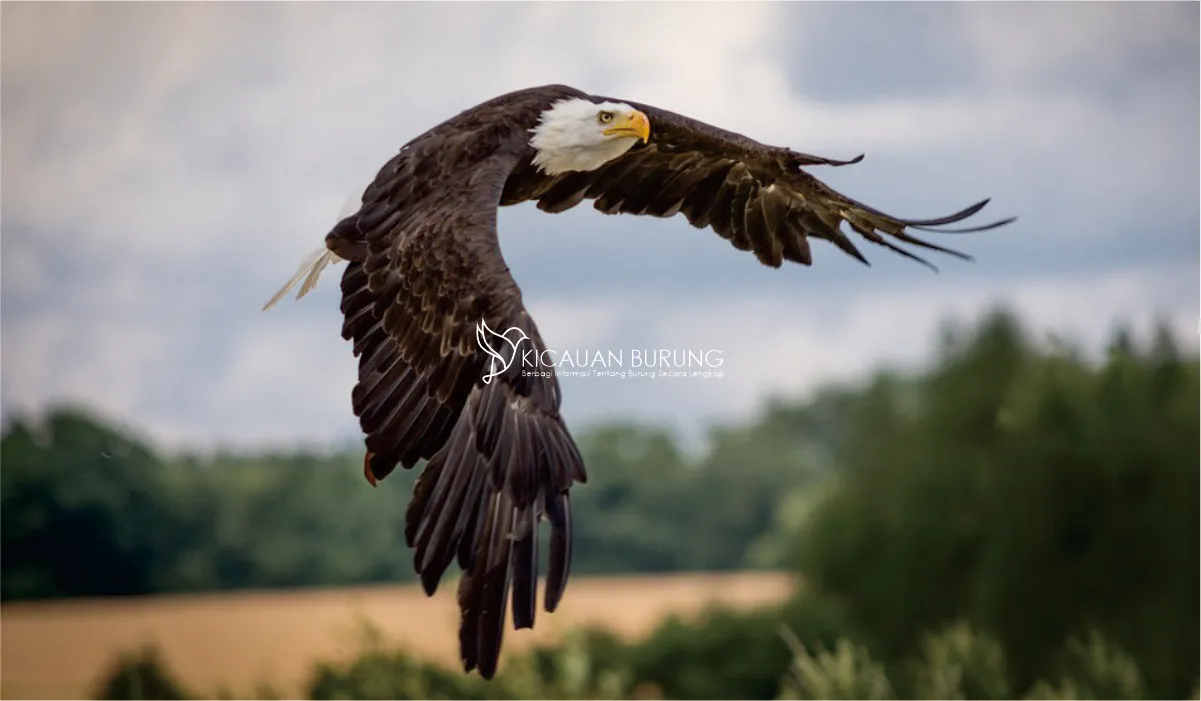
[597,111,614,124]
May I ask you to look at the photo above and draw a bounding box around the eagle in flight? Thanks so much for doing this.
[263,84,1014,679]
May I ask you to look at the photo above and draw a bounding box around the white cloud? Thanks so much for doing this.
[10,257,1194,451]
[1,2,1196,451]
[1,313,172,423]
[191,317,359,448]
[5,2,1192,266]
[959,2,1197,88]
[553,261,1199,437]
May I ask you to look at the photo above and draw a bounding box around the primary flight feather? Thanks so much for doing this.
[263,84,1014,679]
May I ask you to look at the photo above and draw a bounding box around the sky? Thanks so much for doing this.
[2,1,1198,452]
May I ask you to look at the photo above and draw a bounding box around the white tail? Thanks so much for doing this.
[261,246,343,311]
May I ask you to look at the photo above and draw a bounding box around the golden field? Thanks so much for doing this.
[0,571,794,700]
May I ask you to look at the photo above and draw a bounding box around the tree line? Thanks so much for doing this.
[2,367,830,600]
[5,308,1199,698]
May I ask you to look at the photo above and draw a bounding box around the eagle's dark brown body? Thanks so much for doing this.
[322,84,1012,679]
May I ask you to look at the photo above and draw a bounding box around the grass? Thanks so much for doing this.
[0,571,793,700]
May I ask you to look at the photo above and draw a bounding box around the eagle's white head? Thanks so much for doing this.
[529,98,651,176]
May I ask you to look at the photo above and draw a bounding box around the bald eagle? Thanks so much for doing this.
[263,84,1013,679]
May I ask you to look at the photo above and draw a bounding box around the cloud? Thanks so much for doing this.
[1,2,1196,451]
[960,2,1198,92]
[545,260,1197,438]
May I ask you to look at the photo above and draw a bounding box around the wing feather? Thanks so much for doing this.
[328,87,589,681]
[510,96,1013,269]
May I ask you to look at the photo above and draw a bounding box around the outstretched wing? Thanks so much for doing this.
[336,140,586,679]
[502,99,1014,270]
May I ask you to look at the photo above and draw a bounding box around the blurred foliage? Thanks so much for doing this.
[774,621,1160,701]
[306,622,631,700]
[1022,630,1146,700]
[908,622,1011,700]
[92,644,192,700]
[616,604,793,700]
[1,403,825,601]
[792,310,1199,698]
[93,615,1181,701]
[779,635,895,700]
[8,307,1200,699]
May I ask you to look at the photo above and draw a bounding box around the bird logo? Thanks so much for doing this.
[476,319,530,384]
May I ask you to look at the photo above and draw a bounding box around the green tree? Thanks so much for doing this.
[1,407,188,598]
[793,311,1199,698]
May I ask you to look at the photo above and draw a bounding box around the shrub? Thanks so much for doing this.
[1024,631,1146,700]
[92,619,1179,701]
[627,604,795,700]
[777,627,893,700]
[909,622,1011,700]
[92,644,192,700]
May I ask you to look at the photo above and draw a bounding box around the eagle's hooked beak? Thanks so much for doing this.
[604,109,651,143]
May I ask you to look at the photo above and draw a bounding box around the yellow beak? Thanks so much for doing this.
[603,109,651,143]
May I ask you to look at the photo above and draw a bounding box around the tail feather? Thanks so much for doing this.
[262,246,343,311]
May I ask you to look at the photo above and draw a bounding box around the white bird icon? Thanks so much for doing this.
[476,320,530,384]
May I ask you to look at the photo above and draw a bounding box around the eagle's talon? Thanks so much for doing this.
[364,452,378,487]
